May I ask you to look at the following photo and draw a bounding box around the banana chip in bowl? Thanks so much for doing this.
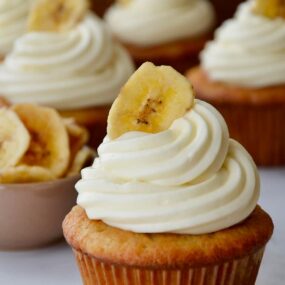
[0,102,95,249]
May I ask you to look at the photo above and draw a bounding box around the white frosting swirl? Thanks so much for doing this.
[201,1,285,88]
[105,0,215,47]
[0,0,30,56]
[76,100,259,235]
[0,14,134,110]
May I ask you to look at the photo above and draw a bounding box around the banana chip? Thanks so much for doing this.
[253,0,285,19]
[67,146,95,177]
[107,62,194,139]
[12,104,70,178]
[0,109,30,169]
[28,0,89,32]
[64,118,89,161]
[0,166,55,184]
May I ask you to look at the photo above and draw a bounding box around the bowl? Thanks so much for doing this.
[0,175,80,250]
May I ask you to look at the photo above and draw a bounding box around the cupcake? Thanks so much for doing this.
[63,62,273,285]
[187,0,285,166]
[0,102,94,249]
[105,0,215,72]
[0,0,134,148]
[0,0,31,60]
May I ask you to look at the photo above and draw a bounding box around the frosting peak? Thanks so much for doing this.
[0,13,134,109]
[201,1,285,88]
[76,100,259,235]
[105,0,215,46]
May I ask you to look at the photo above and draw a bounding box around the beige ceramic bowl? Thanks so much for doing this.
[0,175,79,250]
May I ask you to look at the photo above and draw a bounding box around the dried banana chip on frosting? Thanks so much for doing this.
[28,0,89,32]
[0,108,30,169]
[12,104,70,178]
[64,118,89,161]
[107,62,194,139]
[0,165,55,184]
[253,0,285,19]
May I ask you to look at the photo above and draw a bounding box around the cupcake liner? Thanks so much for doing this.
[73,247,265,285]
[214,103,285,166]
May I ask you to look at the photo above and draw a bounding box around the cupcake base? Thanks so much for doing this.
[187,67,285,166]
[60,105,110,149]
[123,35,211,73]
[63,206,273,285]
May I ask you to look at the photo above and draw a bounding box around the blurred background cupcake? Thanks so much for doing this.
[105,0,216,72]
[187,0,285,166]
[0,0,31,61]
[90,0,114,17]
[0,0,134,148]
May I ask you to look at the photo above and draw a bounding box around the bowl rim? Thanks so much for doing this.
[0,173,81,189]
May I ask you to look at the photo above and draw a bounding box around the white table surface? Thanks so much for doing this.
[0,168,284,285]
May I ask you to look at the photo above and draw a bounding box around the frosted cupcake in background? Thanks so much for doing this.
[0,0,31,60]
[187,0,285,166]
[105,0,215,72]
[0,0,134,148]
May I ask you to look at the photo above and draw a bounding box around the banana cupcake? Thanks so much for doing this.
[0,0,134,148]
[0,0,31,60]
[187,0,285,166]
[63,63,273,285]
[105,0,215,72]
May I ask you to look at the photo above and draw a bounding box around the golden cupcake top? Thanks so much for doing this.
[64,205,273,267]
[0,103,94,184]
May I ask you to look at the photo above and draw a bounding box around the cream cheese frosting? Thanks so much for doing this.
[0,13,134,110]
[76,100,259,235]
[0,0,30,57]
[201,1,285,88]
[105,0,215,47]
